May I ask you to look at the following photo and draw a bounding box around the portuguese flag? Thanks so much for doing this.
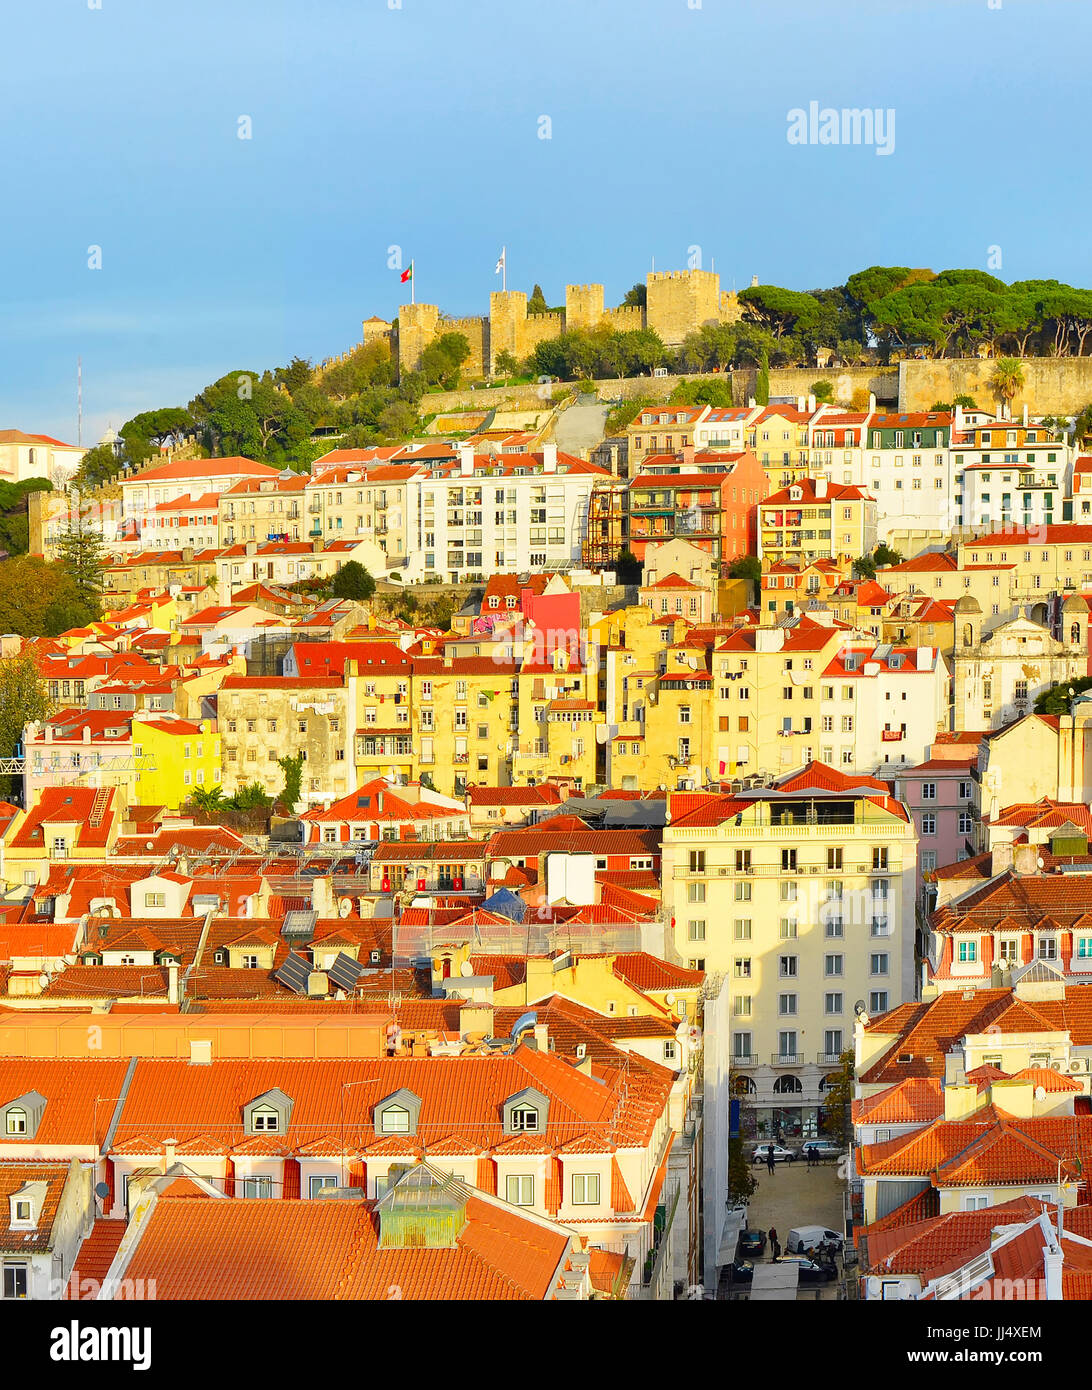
[400,263,413,283]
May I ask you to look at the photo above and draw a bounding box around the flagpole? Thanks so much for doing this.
[502,246,506,293]
[411,260,415,306]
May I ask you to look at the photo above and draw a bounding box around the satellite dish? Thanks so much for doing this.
[55,960,66,973]
[664,992,676,1005]
[1037,856,1044,868]
[94,1182,110,1200]
[1035,1085,1047,1102]
[38,973,50,988]
[338,898,352,918]
[854,999,867,1016]
[460,960,474,977]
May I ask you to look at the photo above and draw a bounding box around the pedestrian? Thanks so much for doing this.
[767,1226,777,1251]
[772,1238,782,1262]
[806,1147,815,1169]
[766,1144,776,1175]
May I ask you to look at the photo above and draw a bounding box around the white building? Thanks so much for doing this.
[821,642,950,773]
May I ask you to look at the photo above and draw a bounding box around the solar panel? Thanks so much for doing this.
[274,950,311,995]
[282,910,317,941]
[327,952,364,992]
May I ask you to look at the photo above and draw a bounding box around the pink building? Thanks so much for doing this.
[884,751,980,914]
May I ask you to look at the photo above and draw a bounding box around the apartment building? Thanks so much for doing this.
[218,472,308,545]
[951,608,1086,731]
[878,551,1018,635]
[758,477,877,566]
[217,675,353,805]
[663,763,916,1140]
[859,411,954,539]
[626,448,767,564]
[120,457,280,550]
[951,417,1071,529]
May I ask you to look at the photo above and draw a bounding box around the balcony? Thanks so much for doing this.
[772,1053,801,1065]
[816,1052,844,1066]
[733,1053,758,1067]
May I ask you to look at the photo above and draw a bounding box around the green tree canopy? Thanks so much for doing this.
[331,560,376,601]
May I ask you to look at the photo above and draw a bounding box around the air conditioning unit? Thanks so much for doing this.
[718,867,730,876]
[1070,1058,1087,1074]
[1051,1060,1066,1072]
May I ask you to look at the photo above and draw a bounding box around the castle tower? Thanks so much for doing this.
[395,303,441,377]
[565,284,605,333]
[489,291,528,373]
[645,268,723,347]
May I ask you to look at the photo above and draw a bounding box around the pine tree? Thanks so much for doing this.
[53,501,106,618]
[0,651,53,798]
[755,348,770,406]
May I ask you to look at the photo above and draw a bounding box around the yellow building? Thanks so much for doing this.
[132,717,221,810]
[663,764,916,1141]
[758,477,877,566]
[218,473,308,546]
[512,645,598,792]
[410,651,519,797]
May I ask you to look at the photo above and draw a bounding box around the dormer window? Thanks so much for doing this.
[0,1092,45,1141]
[243,1088,293,1136]
[503,1087,549,1136]
[13,1201,30,1223]
[510,1106,539,1132]
[373,1088,421,1138]
[5,1110,26,1136]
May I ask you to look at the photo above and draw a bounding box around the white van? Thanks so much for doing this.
[786,1225,843,1254]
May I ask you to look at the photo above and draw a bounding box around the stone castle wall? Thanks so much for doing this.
[392,268,740,378]
[899,357,1092,416]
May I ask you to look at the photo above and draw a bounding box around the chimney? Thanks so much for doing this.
[796,396,806,412]
[747,396,756,408]
[162,1137,177,1173]
[460,1002,494,1038]
[680,444,695,468]
[955,403,965,432]
[313,537,325,553]
[991,840,1014,876]
[542,443,558,473]
[459,444,475,476]
[245,540,257,556]
[1023,401,1029,427]
[754,626,785,652]
[533,1023,549,1052]
[814,476,828,500]
[167,961,180,1005]
[1043,1238,1064,1301]
[1013,843,1039,876]
[807,393,816,412]
[868,393,876,411]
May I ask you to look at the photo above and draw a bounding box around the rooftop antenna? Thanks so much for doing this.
[77,357,83,447]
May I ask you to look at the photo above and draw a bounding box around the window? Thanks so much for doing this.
[687,882,706,904]
[734,919,752,940]
[871,953,890,974]
[827,847,842,870]
[1039,938,1058,961]
[506,1175,534,1207]
[734,958,752,978]
[243,1177,273,1198]
[688,850,706,873]
[825,954,843,976]
[872,847,888,870]
[825,993,843,1014]
[778,993,797,1016]
[510,1105,540,1132]
[779,955,798,977]
[921,814,936,835]
[921,782,936,801]
[1000,939,1019,963]
[1078,938,1092,959]
[869,991,889,1014]
[687,919,706,942]
[5,1109,26,1136]
[779,918,797,939]
[309,1176,337,1198]
[252,1106,279,1132]
[734,882,752,902]
[958,812,973,834]
[571,1173,600,1205]
[3,1264,27,1299]
[380,1104,410,1133]
[733,995,751,1018]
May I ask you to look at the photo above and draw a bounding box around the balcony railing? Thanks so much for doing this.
[817,1052,844,1065]
[772,1052,801,1065]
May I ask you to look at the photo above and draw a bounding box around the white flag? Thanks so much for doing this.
[495,247,506,275]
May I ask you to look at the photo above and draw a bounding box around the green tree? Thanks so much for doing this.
[0,650,53,797]
[276,752,304,810]
[929,400,953,412]
[527,284,550,315]
[615,546,642,584]
[74,444,121,489]
[53,507,106,617]
[0,556,94,637]
[376,400,419,440]
[990,356,1025,407]
[1034,676,1092,715]
[188,784,226,815]
[810,379,834,403]
[331,560,376,601]
[229,782,272,812]
[853,554,877,580]
[494,349,520,378]
[728,554,761,602]
[755,348,770,406]
[952,394,978,409]
[727,1135,759,1207]
[418,332,471,389]
[819,1050,854,1144]
[622,283,647,308]
[873,542,904,570]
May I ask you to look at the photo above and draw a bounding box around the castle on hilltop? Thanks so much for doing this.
[362,268,741,381]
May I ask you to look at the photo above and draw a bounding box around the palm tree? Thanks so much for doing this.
[188,784,226,815]
[991,357,1025,415]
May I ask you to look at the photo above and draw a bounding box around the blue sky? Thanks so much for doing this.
[2,0,1089,443]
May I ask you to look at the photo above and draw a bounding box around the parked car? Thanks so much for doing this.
[738,1229,767,1256]
[799,1139,843,1162]
[787,1225,844,1255]
[777,1256,837,1284]
[728,1260,754,1283]
[751,1143,796,1165]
